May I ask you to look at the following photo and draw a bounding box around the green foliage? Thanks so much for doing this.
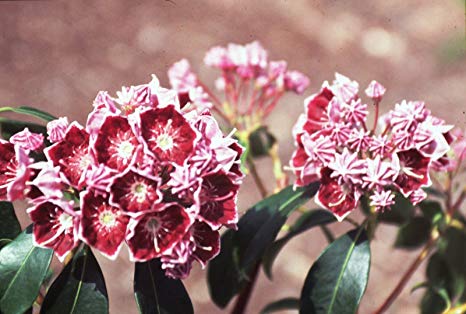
[0,226,53,314]
[394,217,431,249]
[299,227,370,314]
[0,201,22,249]
[208,183,319,308]
[134,259,193,314]
[0,106,56,122]
[260,297,299,314]
[262,209,336,279]
[41,246,108,314]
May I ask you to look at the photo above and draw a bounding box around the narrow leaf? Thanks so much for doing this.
[260,297,300,314]
[443,227,466,279]
[239,182,320,269]
[0,226,53,314]
[0,106,56,122]
[0,201,21,243]
[419,201,443,224]
[207,183,319,308]
[394,216,431,249]
[300,227,370,314]
[263,209,336,279]
[41,246,108,314]
[134,258,193,314]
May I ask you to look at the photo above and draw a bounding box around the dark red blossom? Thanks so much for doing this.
[315,168,360,221]
[80,191,129,259]
[45,123,92,189]
[126,203,192,261]
[28,200,79,262]
[93,115,140,171]
[139,106,198,165]
[109,169,162,215]
[395,149,431,196]
[198,172,239,229]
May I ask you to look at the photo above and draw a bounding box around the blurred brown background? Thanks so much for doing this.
[1,0,465,313]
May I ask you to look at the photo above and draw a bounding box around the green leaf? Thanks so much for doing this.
[263,209,336,279]
[443,227,466,280]
[248,126,276,158]
[41,246,108,314]
[0,106,56,122]
[0,117,48,141]
[394,216,431,249]
[207,230,241,308]
[299,227,370,314]
[134,258,193,314]
[260,297,300,314]
[419,201,444,224]
[239,183,320,270]
[0,201,21,243]
[208,183,319,308]
[420,288,449,314]
[0,226,53,314]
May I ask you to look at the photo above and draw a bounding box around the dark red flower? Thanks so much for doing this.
[93,115,140,171]
[0,141,31,201]
[198,172,239,229]
[191,221,220,266]
[126,203,192,261]
[45,123,92,189]
[109,169,162,215]
[315,167,359,221]
[28,200,79,261]
[139,106,198,165]
[80,191,129,259]
[395,149,431,196]
[303,86,334,135]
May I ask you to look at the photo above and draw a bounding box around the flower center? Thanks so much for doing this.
[118,141,134,160]
[79,153,92,169]
[131,182,148,203]
[59,213,73,230]
[145,218,159,234]
[99,210,116,227]
[156,133,174,151]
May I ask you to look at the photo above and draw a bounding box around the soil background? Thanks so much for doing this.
[1,1,465,313]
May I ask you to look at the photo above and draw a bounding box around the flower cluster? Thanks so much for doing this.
[168,41,310,130]
[290,73,454,221]
[0,75,243,279]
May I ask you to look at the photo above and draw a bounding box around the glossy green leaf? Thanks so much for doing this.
[419,201,443,224]
[260,297,299,314]
[394,216,431,249]
[420,288,449,314]
[263,209,336,279]
[41,246,108,314]
[239,183,320,270]
[208,183,319,308]
[443,227,466,279]
[0,201,21,245]
[248,126,276,158]
[134,258,193,314]
[300,227,370,314]
[0,226,53,314]
[207,230,242,308]
[0,117,47,141]
[0,106,56,122]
